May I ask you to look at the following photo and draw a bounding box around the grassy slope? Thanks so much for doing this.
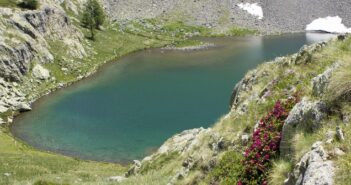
[0,26,165,185]
[0,1,256,184]
[201,37,351,185]
[0,1,258,183]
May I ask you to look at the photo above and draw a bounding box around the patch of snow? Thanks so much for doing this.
[306,16,351,34]
[238,3,263,19]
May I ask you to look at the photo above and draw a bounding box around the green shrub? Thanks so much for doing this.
[210,151,244,185]
[18,0,39,10]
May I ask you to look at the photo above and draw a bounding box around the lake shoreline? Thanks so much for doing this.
[9,33,336,164]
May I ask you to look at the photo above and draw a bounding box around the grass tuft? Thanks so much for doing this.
[268,160,292,185]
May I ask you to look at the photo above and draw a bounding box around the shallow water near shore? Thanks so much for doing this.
[12,33,335,163]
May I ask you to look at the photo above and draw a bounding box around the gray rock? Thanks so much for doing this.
[0,105,8,113]
[334,147,345,156]
[0,4,86,82]
[280,98,327,158]
[125,160,142,177]
[0,118,4,125]
[105,0,351,33]
[312,63,340,97]
[16,102,32,112]
[336,126,345,141]
[285,142,334,185]
[32,64,50,80]
[241,134,250,146]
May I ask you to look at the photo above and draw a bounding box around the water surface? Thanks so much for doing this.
[12,33,334,163]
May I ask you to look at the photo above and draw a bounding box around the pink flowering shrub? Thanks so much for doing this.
[238,95,299,185]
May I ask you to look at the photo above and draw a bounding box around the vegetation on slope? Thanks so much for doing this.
[0,0,258,184]
[199,36,351,185]
[4,1,351,185]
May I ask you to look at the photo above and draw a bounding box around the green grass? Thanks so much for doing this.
[205,36,351,185]
[209,151,244,185]
[0,0,17,7]
[268,160,292,185]
[0,129,126,185]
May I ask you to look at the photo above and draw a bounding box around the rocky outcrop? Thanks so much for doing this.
[284,142,334,185]
[293,42,327,65]
[312,63,340,96]
[32,64,50,80]
[0,3,85,82]
[157,128,209,155]
[0,77,28,117]
[280,98,327,158]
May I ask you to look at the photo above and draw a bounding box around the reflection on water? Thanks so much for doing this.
[306,33,336,44]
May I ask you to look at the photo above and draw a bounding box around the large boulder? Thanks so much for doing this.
[280,98,327,158]
[285,142,334,185]
[32,64,50,80]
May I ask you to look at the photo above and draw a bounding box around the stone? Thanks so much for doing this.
[0,118,4,125]
[325,130,335,144]
[312,63,339,97]
[285,142,334,185]
[32,64,50,80]
[0,105,8,113]
[125,160,142,177]
[158,128,207,154]
[241,134,250,146]
[280,98,327,158]
[108,176,126,182]
[16,102,32,112]
[334,148,346,156]
[336,126,345,141]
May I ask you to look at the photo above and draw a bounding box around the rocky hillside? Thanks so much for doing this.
[112,35,351,185]
[104,0,351,33]
[1,0,351,185]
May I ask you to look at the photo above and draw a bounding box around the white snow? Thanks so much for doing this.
[306,16,351,34]
[238,3,263,20]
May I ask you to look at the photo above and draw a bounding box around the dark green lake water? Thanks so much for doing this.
[12,33,334,163]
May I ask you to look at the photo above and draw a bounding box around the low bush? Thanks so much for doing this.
[18,0,39,10]
[210,151,244,185]
[238,95,299,185]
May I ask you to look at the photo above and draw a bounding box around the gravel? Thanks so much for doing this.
[103,0,351,33]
